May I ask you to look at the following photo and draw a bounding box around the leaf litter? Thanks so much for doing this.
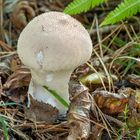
[1,0,140,139]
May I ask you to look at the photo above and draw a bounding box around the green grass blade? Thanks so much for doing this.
[137,128,140,140]
[43,86,69,108]
[0,115,9,140]
[0,102,17,107]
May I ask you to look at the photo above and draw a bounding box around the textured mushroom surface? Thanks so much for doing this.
[17,12,92,72]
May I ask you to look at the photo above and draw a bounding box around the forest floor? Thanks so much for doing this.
[1,0,140,140]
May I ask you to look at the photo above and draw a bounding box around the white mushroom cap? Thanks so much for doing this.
[17,12,92,74]
[17,11,92,114]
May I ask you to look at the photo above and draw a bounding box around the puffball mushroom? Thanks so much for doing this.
[17,11,92,115]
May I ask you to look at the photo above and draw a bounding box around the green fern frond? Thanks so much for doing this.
[101,0,140,26]
[64,0,106,15]
[64,0,92,15]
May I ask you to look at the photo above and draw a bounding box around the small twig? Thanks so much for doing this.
[89,25,117,36]
[104,114,124,127]
[94,24,122,49]
[86,62,107,91]
[95,14,103,58]
[0,40,14,51]
[0,51,17,59]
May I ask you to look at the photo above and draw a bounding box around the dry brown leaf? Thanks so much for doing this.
[11,1,36,30]
[127,74,140,88]
[90,125,104,140]
[93,90,129,114]
[71,64,90,80]
[3,67,31,103]
[25,95,59,123]
[68,81,91,140]
[118,87,140,109]
[10,54,21,71]
[4,67,30,89]
[128,112,140,128]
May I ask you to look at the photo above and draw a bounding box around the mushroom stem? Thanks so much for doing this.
[28,70,72,114]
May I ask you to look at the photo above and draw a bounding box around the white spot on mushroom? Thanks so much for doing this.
[46,74,53,82]
[36,51,44,66]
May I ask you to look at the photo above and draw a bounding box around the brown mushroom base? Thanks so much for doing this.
[25,95,59,122]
